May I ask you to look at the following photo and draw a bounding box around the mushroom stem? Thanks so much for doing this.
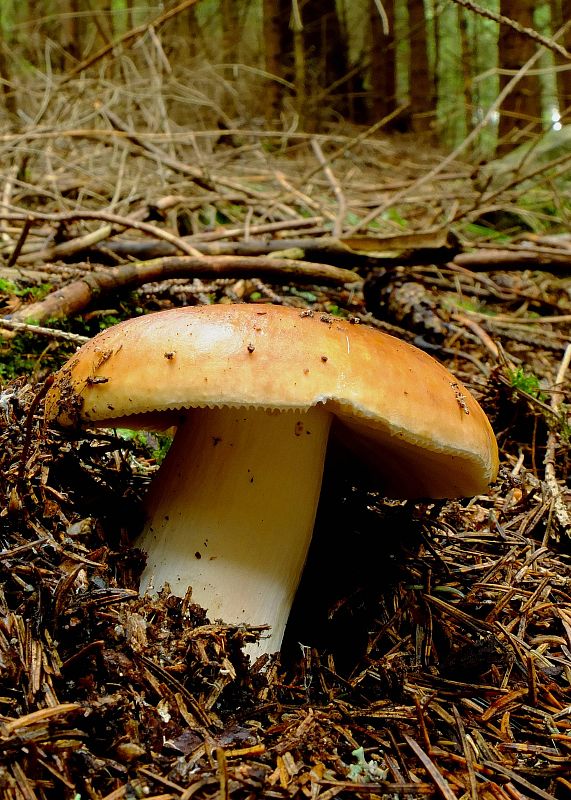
[137,405,332,655]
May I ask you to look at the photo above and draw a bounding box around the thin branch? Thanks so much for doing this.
[60,0,202,84]
[301,103,409,185]
[1,210,204,260]
[11,256,360,325]
[404,736,459,800]
[97,105,272,200]
[372,0,390,35]
[0,318,89,344]
[311,140,346,238]
[543,342,571,536]
[449,0,571,61]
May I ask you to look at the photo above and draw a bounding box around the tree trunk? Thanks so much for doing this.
[262,0,292,123]
[302,0,352,122]
[408,0,433,133]
[458,7,472,139]
[85,0,112,53]
[221,0,241,62]
[172,5,203,63]
[554,0,571,121]
[164,4,203,66]
[0,49,17,120]
[59,0,81,66]
[369,0,396,121]
[498,0,542,150]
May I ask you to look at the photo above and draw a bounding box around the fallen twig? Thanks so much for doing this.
[18,224,115,265]
[0,318,89,344]
[11,255,360,324]
[60,0,202,83]
[453,248,571,271]
[311,139,346,238]
[86,231,455,267]
[543,342,571,537]
[404,735,459,800]
[1,210,204,261]
[98,105,271,200]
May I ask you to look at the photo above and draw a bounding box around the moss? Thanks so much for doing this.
[0,331,75,383]
[508,366,547,403]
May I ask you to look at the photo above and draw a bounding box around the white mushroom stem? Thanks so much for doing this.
[137,405,332,656]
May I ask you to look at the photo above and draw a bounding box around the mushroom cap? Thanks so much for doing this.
[45,304,498,498]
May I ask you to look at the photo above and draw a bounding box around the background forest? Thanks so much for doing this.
[1,0,571,152]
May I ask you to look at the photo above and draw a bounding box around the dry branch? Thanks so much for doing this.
[84,231,457,268]
[543,343,571,535]
[449,0,571,60]
[0,318,89,344]
[11,256,359,324]
[60,0,202,83]
[453,248,571,271]
[1,210,204,261]
[97,106,271,199]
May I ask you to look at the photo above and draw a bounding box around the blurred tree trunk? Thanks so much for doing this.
[458,7,472,137]
[262,0,292,123]
[498,0,542,150]
[0,46,17,121]
[221,0,241,61]
[302,0,352,121]
[553,0,571,121]
[0,4,17,121]
[408,0,433,132]
[59,0,81,66]
[86,0,112,52]
[369,0,396,121]
[167,4,203,64]
[50,0,111,66]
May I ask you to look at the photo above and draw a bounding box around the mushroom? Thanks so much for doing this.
[45,304,498,655]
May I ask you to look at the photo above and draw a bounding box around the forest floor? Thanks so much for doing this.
[0,105,570,800]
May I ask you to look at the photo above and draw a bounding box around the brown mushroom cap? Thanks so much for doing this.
[45,304,498,498]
